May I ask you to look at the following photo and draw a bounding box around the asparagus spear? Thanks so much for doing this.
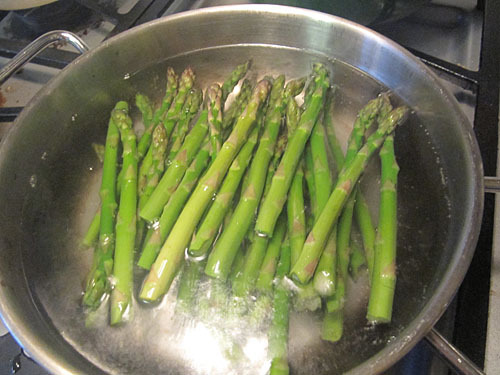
[137,67,178,159]
[323,90,345,173]
[139,106,209,222]
[188,123,261,258]
[315,94,393,300]
[354,193,376,279]
[287,163,306,267]
[269,235,292,375]
[256,216,287,293]
[325,196,354,314]
[285,94,306,267]
[256,64,329,236]
[138,125,168,213]
[135,93,153,137]
[110,102,138,325]
[290,106,408,285]
[232,234,269,297]
[231,81,305,296]
[137,141,211,269]
[83,102,123,309]
[349,237,366,280]
[222,78,252,131]
[82,208,100,247]
[138,67,191,192]
[313,228,337,297]
[139,80,270,301]
[367,134,399,323]
[321,310,343,343]
[310,116,332,212]
[204,76,289,281]
[176,259,206,315]
[309,110,339,297]
[221,60,250,104]
[161,67,195,137]
[207,84,223,162]
[168,88,203,162]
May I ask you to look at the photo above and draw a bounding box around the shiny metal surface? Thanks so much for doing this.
[425,328,486,375]
[0,5,483,375]
[483,176,500,194]
[0,30,89,86]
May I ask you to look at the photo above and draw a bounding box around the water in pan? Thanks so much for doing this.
[20,45,450,374]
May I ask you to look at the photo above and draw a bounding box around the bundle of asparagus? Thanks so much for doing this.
[82,61,408,373]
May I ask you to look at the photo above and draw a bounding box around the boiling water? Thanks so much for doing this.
[22,45,451,374]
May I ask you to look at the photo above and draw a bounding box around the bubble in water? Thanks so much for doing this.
[41,151,48,160]
[123,73,131,80]
[29,174,37,188]
[71,114,78,122]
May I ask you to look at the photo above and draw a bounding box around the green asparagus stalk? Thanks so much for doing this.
[256,64,329,236]
[354,193,376,279]
[310,117,332,210]
[136,125,168,249]
[292,282,322,312]
[168,88,203,162]
[290,106,408,285]
[285,91,306,267]
[82,208,100,247]
[161,67,195,137]
[83,102,123,309]
[325,196,355,313]
[188,124,260,257]
[138,67,178,159]
[313,227,337,297]
[322,200,354,340]
[221,61,250,104]
[304,142,317,221]
[256,216,287,293]
[135,92,153,141]
[231,81,305,296]
[139,108,209,222]
[139,80,270,301]
[269,234,292,375]
[349,236,366,281]
[153,67,178,123]
[176,259,206,314]
[204,76,288,281]
[367,134,399,323]
[287,163,306,267]
[222,79,252,131]
[207,84,223,161]
[309,109,337,296]
[137,141,211,270]
[110,102,138,325]
[321,310,343,343]
[229,247,246,284]
[232,234,268,297]
[139,125,168,208]
[323,88,344,174]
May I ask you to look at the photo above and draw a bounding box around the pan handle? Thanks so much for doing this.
[0,30,89,86]
[484,176,500,193]
[424,327,486,375]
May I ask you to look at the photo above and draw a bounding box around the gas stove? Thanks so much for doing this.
[0,1,497,374]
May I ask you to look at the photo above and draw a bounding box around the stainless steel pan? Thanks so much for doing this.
[0,5,485,375]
